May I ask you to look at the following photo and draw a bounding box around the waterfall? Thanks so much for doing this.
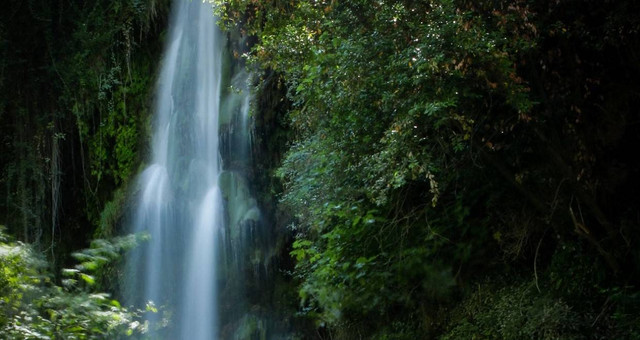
[124,1,259,338]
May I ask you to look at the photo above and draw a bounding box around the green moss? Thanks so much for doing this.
[95,187,129,239]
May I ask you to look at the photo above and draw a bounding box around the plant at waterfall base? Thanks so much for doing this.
[0,227,156,339]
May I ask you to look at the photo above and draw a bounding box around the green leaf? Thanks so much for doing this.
[79,273,95,285]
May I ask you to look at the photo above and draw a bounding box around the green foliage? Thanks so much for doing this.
[220,0,536,335]
[96,187,130,239]
[0,0,169,253]
[0,227,155,339]
[63,233,149,290]
[218,0,640,338]
[443,283,581,340]
[291,202,458,328]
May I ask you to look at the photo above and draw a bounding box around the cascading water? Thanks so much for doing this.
[124,0,263,338]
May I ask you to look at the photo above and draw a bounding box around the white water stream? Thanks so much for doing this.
[125,1,257,338]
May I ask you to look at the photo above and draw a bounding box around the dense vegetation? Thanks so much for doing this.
[1,0,169,337]
[0,0,169,254]
[216,0,640,338]
[2,0,640,338]
[0,227,155,338]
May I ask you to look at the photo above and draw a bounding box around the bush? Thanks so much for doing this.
[443,282,582,340]
[0,227,153,339]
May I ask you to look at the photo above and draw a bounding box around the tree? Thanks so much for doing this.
[216,0,640,337]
